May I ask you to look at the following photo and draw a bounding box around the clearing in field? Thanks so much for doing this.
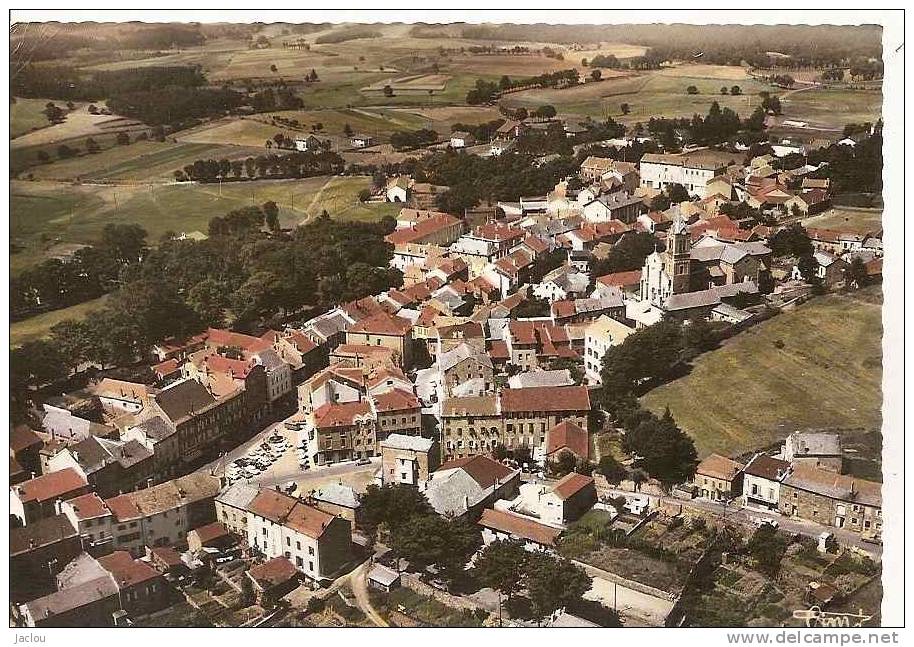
[654,63,753,81]
[10,295,110,348]
[441,53,578,77]
[571,42,650,61]
[11,176,398,273]
[362,74,452,93]
[802,206,883,235]
[641,288,883,458]
[10,104,146,150]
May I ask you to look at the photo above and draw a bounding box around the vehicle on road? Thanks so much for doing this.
[357,458,372,465]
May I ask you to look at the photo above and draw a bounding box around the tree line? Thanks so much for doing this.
[174,149,344,182]
[466,69,580,104]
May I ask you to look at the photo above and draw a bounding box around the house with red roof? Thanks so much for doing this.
[245,489,352,583]
[11,467,90,525]
[346,312,414,369]
[97,550,168,616]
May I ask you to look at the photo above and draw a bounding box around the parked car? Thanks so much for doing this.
[357,457,372,465]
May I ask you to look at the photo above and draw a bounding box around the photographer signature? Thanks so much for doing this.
[792,606,873,627]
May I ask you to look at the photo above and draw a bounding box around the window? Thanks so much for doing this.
[286,537,291,546]
[309,561,314,571]
[296,556,303,567]
[296,541,301,550]
[309,546,314,556]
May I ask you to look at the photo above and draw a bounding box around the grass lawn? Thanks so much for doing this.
[382,587,484,627]
[10,295,110,348]
[11,176,397,274]
[802,206,883,235]
[10,98,52,138]
[641,288,883,458]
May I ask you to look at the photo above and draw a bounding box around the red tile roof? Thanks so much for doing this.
[286,331,318,353]
[348,312,413,336]
[478,508,561,546]
[104,493,143,522]
[546,420,590,460]
[152,358,181,378]
[248,556,298,589]
[206,328,269,352]
[474,222,525,242]
[190,521,231,544]
[372,388,421,413]
[596,270,642,289]
[14,468,87,504]
[65,493,111,520]
[696,454,744,481]
[284,502,337,539]
[553,472,595,500]
[313,401,373,429]
[98,551,161,587]
[501,386,591,413]
[150,545,184,568]
[10,424,43,453]
[488,340,509,360]
[385,213,462,245]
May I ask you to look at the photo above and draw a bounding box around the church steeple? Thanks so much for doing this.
[664,213,692,294]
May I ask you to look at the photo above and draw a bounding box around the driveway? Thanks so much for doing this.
[349,560,389,627]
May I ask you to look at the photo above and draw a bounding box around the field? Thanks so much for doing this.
[802,206,883,235]
[10,295,110,348]
[11,176,398,274]
[10,104,146,150]
[25,141,263,182]
[501,65,771,121]
[778,87,882,130]
[641,289,883,458]
[10,98,53,138]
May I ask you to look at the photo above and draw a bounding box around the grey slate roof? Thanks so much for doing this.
[216,482,260,511]
[380,434,436,452]
[153,379,216,424]
[507,369,574,389]
[310,483,361,509]
[439,343,493,373]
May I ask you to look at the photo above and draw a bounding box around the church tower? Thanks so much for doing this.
[664,214,692,295]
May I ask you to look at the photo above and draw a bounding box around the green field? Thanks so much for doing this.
[802,206,883,235]
[502,65,772,121]
[26,141,263,182]
[10,98,52,138]
[11,176,398,274]
[641,289,883,458]
[10,295,110,348]
[779,87,882,129]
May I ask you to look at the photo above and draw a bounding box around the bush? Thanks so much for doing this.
[307,596,326,613]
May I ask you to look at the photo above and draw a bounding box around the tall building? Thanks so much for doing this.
[640,214,692,306]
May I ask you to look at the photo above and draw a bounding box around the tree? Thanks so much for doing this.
[620,102,630,115]
[270,64,278,73]
[389,515,481,582]
[383,85,394,97]
[590,69,602,81]
[667,183,690,203]
[474,539,529,601]
[846,256,869,289]
[682,317,719,354]
[85,137,100,154]
[525,553,592,623]
[360,483,434,538]
[650,193,672,212]
[116,131,130,146]
[534,104,557,120]
[358,188,371,202]
[747,524,788,577]
[551,450,578,477]
[49,320,92,372]
[720,86,729,95]
[769,223,812,258]
[730,85,742,96]
[625,408,698,487]
[796,253,819,283]
[596,455,627,484]
[343,122,353,137]
[186,278,230,327]
[57,144,77,159]
[491,444,509,461]
[686,85,699,95]
[37,150,50,163]
[12,340,69,386]
[262,201,280,232]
